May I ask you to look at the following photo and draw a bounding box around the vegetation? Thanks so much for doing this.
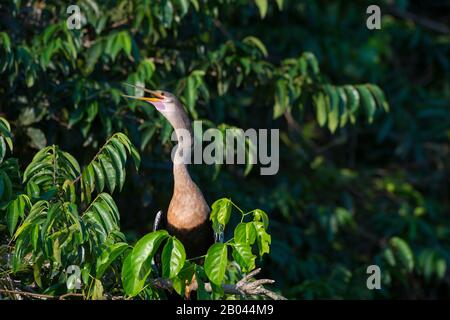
[0,0,449,299]
[0,120,272,299]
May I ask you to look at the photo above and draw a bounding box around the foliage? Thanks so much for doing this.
[0,0,449,299]
[121,198,270,298]
[0,116,272,299]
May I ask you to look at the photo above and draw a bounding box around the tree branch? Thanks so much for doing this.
[0,287,86,300]
[387,6,450,35]
[151,268,287,300]
[0,288,55,300]
[1,269,286,300]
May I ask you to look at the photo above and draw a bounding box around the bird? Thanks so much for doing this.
[122,83,215,261]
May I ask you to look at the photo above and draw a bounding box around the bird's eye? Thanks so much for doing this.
[161,92,165,96]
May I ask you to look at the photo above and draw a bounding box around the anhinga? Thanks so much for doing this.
[123,84,215,260]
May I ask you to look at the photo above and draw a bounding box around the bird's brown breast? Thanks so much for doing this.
[167,164,210,229]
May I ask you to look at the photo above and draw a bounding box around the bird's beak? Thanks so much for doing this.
[121,83,164,103]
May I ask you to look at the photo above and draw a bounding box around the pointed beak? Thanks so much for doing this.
[121,83,164,103]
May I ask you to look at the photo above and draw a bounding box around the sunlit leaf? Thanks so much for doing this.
[161,237,186,279]
[204,243,228,285]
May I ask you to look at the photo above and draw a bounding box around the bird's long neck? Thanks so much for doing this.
[165,106,210,229]
[172,126,193,189]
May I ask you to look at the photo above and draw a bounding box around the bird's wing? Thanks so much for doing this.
[153,210,166,232]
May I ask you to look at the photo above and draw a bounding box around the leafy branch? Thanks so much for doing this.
[151,268,286,300]
[119,198,279,300]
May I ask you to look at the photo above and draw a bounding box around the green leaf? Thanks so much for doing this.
[367,84,389,112]
[234,222,257,245]
[98,193,120,226]
[26,181,40,199]
[253,209,269,228]
[99,155,116,193]
[0,138,6,164]
[92,279,104,300]
[92,201,116,232]
[324,85,339,133]
[253,222,271,256]
[23,161,51,184]
[357,85,377,123]
[0,170,12,202]
[194,265,210,300]
[6,195,28,236]
[0,119,12,138]
[33,260,43,288]
[337,87,349,127]
[86,164,96,191]
[171,261,195,296]
[243,36,268,57]
[120,32,132,58]
[31,224,40,251]
[184,73,201,118]
[303,52,320,75]
[105,145,125,190]
[85,101,99,122]
[344,85,360,124]
[129,144,141,171]
[275,0,284,10]
[204,243,228,285]
[6,200,20,236]
[210,198,232,233]
[161,237,186,279]
[173,0,190,17]
[114,133,141,170]
[96,242,129,278]
[13,234,29,271]
[92,161,105,192]
[85,41,103,74]
[53,238,61,264]
[110,138,127,166]
[273,79,288,119]
[255,0,268,19]
[389,237,414,272]
[82,169,92,204]
[61,151,81,177]
[121,230,169,296]
[232,242,256,272]
[161,0,174,27]
[435,258,447,280]
[314,91,327,126]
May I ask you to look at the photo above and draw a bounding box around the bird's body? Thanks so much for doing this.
[167,163,214,258]
[123,84,214,260]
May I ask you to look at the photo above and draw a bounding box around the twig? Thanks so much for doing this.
[0,288,85,300]
[213,19,234,40]
[0,288,54,300]
[111,19,129,29]
[387,6,450,35]
[284,111,302,135]
[58,293,84,300]
[72,139,108,185]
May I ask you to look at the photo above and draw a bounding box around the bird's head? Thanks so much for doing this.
[122,83,181,113]
[122,83,190,131]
